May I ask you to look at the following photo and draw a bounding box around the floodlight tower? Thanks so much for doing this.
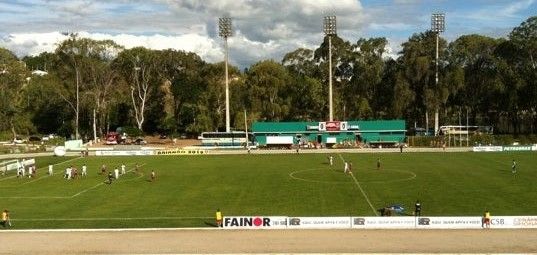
[431,13,445,136]
[323,16,337,121]
[219,17,232,133]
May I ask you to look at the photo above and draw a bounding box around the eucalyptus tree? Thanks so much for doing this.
[245,60,293,121]
[396,31,448,129]
[0,48,32,139]
[509,16,537,133]
[114,47,158,132]
[446,35,502,126]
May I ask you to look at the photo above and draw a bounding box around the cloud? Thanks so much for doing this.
[0,0,534,68]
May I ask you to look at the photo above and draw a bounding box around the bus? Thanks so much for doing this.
[198,131,256,148]
[438,125,493,135]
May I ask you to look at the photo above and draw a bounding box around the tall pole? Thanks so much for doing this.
[219,17,232,133]
[434,32,439,136]
[324,16,336,121]
[328,35,333,121]
[431,13,445,136]
[224,38,230,133]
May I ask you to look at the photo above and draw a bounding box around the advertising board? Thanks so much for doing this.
[414,217,482,229]
[287,217,351,229]
[503,146,533,152]
[351,217,415,229]
[155,149,209,155]
[223,216,287,229]
[472,146,503,152]
[489,216,537,229]
[95,150,154,156]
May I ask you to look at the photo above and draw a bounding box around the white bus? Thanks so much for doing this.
[439,125,493,135]
[198,131,255,148]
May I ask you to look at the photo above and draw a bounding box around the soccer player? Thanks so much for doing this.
[121,164,126,175]
[107,171,114,184]
[151,170,156,182]
[1,209,9,228]
[114,167,119,179]
[215,209,223,227]
[48,164,53,176]
[415,200,421,216]
[65,166,71,179]
[483,210,491,228]
[511,160,517,174]
[377,158,381,170]
[344,161,349,174]
[329,156,333,166]
[101,164,106,175]
[72,167,78,179]
[81,164,87,177]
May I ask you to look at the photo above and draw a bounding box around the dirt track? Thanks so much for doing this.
[2,229,537,254]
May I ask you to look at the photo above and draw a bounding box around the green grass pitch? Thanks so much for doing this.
[1,152,536,229]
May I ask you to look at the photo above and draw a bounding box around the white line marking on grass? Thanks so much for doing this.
[338,154,378,216]
[0,163,146,199]
[0,156,81,184]
[289,169,353,184]
[21,157,82,185]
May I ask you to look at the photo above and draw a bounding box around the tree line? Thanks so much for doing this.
[0,16,535,140]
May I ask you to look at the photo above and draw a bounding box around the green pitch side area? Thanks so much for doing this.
[0,152,535,229]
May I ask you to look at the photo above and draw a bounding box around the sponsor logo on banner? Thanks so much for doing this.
[503,146,533,152]
[95,150,154,156]
[223,216,287,229]
[325,121,340,131]
[472,146,503,152]
[155,149,208,155]
[352,217,415,229]
[532,144,537,151]
[287,217,351,229]
[489,216,537,228]
[415,217,482,229]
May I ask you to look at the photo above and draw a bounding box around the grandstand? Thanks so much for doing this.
[252,120,405,147]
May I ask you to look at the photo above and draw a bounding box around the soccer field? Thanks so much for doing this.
[1,151,536,229]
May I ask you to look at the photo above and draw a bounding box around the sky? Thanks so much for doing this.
[0,0,535,68]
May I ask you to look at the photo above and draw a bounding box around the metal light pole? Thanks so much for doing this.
[219,17,232,133]
[431,13,445,136]
[324,16,336,121]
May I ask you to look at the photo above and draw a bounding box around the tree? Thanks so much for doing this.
[245,60,293,121]
[0,48,33,140]
[396,31,448,129]
[114,47,158,132]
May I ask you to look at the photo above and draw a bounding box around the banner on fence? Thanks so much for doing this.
[287,217,351,229]
[414,217,482,229]
[352,217,415,229]
[223,216,287,229]
[489,216,537,229]
[220,216,537,229]
[95,150,154,156]
[472,146,503,152]
[503,146,533,152]
[155,149,209,155]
